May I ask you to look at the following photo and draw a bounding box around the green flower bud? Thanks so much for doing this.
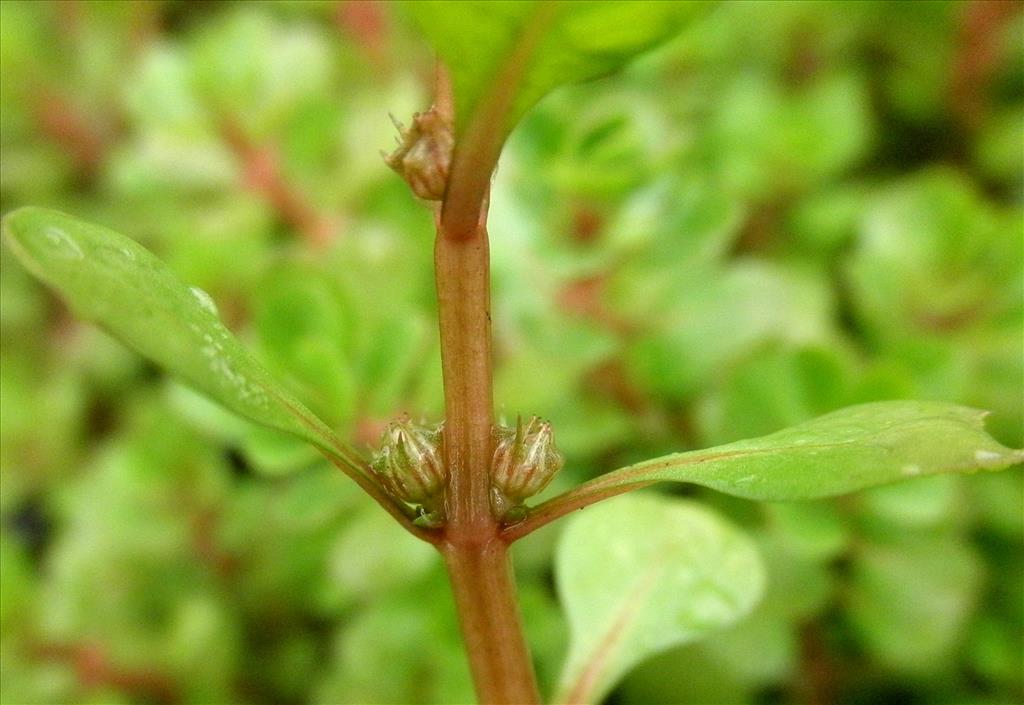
[371,419,447,512]
[490,416,563,516]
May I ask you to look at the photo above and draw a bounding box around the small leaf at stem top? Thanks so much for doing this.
[2,207,363,472]
[406,0,708,138]
[406,0,711,233]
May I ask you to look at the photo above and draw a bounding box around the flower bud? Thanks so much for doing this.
[371,419,446,512]
[383,108,453,201]
[490,417,563,515]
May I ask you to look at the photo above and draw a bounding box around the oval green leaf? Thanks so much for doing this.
[554,493,764,704]
[2,207,362,470]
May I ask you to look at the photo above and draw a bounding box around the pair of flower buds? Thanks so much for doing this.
[370,416,564,525]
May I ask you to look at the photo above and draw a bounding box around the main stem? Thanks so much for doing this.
[435,213,540,703]
[442,537,538,705]
[435,222,494,533]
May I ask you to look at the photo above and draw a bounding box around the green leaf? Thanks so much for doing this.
[1,207,360,470]
[554,493,764,704]
[407,0,706,136]
[846,169,1021,342]
[523,402,1023,534]
[325,504,436,607]
[315,571,475,705]
[847,534,983,674]
[763,501,849,562]
[859,474,961,529]
[617,261,834,404]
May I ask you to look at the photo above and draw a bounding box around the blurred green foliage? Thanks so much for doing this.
[0,1,1021,704]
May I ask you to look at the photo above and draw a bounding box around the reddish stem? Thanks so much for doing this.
[335,0,392,68]
[442,537,539,704]
[34,90,105,179]
[950,0,1022,129]
[34,641,177,704]
[435,212,496,535]
[221,122,337,249]
[431,63,539,703]
[502,482,651,543]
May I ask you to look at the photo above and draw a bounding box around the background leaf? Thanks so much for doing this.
[406,0,708,137]
[2,207,357,467]
[554,493,764,704]
[846,533,983,674]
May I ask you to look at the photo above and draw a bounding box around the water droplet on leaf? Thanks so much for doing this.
[43,227,83,260]
[190,286,219,316]
[973,449,1003,464]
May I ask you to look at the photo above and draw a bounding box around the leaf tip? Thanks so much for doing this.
[2,206,34,244]
[2,204,52,233]
[2,206,84,273]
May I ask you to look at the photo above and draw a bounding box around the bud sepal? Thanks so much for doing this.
[371,418,447,519]
[490,416,564,519]
[383,108,453,201]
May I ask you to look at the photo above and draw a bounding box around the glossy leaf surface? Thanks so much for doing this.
[554,493,764,704]
[407,0,706,136]
[2,207,359,468]
[523,402,1023,534]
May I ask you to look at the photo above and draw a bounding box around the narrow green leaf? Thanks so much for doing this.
[516,402,1023,537]
[554,493,764,704]
[2,207,361,469]
[602,401,1021,497]
[407,0,707,136]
